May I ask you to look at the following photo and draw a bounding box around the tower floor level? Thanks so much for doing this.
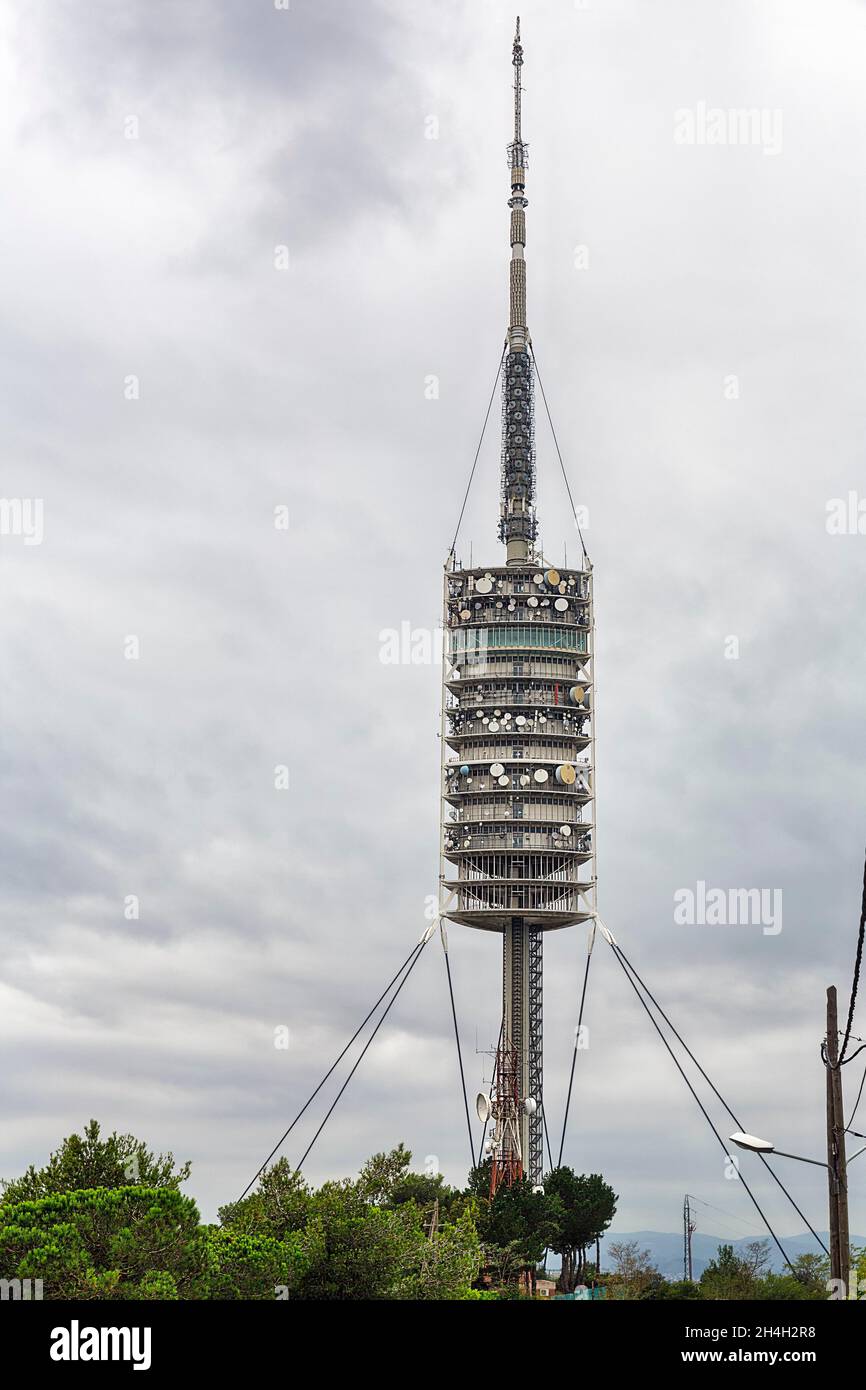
[440,562,597,933]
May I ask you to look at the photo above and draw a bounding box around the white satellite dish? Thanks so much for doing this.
[476,577,493,594]
[476,1092,491,1122]
[523,1096,537,1115]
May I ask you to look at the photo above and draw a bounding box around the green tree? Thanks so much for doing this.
[1,1120,190,1203]
[393,1208,482,1300]
[476,1177,559,1292]
[358,1145,469,1226]
[648,1277,702,1300]
[357,1144,413,1204]
[544,1168,617,1292]
[0,1187,202,1299]
[293,1180,415,1300]
[759,1272,828,1300]
[218,1158,310,1240]
[201,1227,308,1300]
[700,1243,757,1300]
[606,1240,663,1300]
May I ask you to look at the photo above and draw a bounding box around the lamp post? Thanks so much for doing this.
[730,1120,861,1288]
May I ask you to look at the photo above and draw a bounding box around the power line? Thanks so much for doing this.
[686,1193,767,1234]
[837,847,866,1067]
[294,936,431,1173]
[558,928,594,1166]
[608,939,797,1275]
[845,1058,866,1133]
[448,345,506,559]
[529,344,589,564]
[235,933,429,1204]
[440,925,476,1172]
[611,939,829,1258]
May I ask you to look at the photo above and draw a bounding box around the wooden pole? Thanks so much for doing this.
[826,986,850,1288]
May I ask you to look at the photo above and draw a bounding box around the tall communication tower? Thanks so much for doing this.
[439,19,596,1192]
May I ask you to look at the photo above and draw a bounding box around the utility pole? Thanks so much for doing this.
[825,985,850,1288]
[683,1195,696,1282]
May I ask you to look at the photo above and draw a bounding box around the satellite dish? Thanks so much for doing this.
[476,1092,491,1122]
[556,763,577,785]
[560,824,572,837]
[546,568,560,587]
[527,596,539,608]
[524,1096,537,1115]
[460,608,471,620]
[533,573,544,585]
[534,769,548,783]
[489,721,500,733]
[555,598,569,611]
[490,762,505,777]
[476,577,493,594]
[570,686,585,704]
[515,715,526,726]
[498,775,509,786]
[519,774,530,786]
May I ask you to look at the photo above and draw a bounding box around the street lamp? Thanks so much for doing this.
[729,1130,866,1167]
[730,1117,864,1291]
[728,1131,827,1168]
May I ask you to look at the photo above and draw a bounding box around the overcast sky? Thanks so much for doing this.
[2,0,865,1247]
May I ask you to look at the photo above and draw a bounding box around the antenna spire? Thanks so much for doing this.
[500,17,537,563]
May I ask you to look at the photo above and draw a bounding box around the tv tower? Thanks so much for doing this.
[439,19,596,1191]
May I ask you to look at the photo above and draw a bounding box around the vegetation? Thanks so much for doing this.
[603,1238,834,1302]
[0,1121,852,1300]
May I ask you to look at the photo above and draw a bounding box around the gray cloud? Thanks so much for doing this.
[1,0,864,1244]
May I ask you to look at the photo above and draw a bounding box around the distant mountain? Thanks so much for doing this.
[597,1232,864,1279]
